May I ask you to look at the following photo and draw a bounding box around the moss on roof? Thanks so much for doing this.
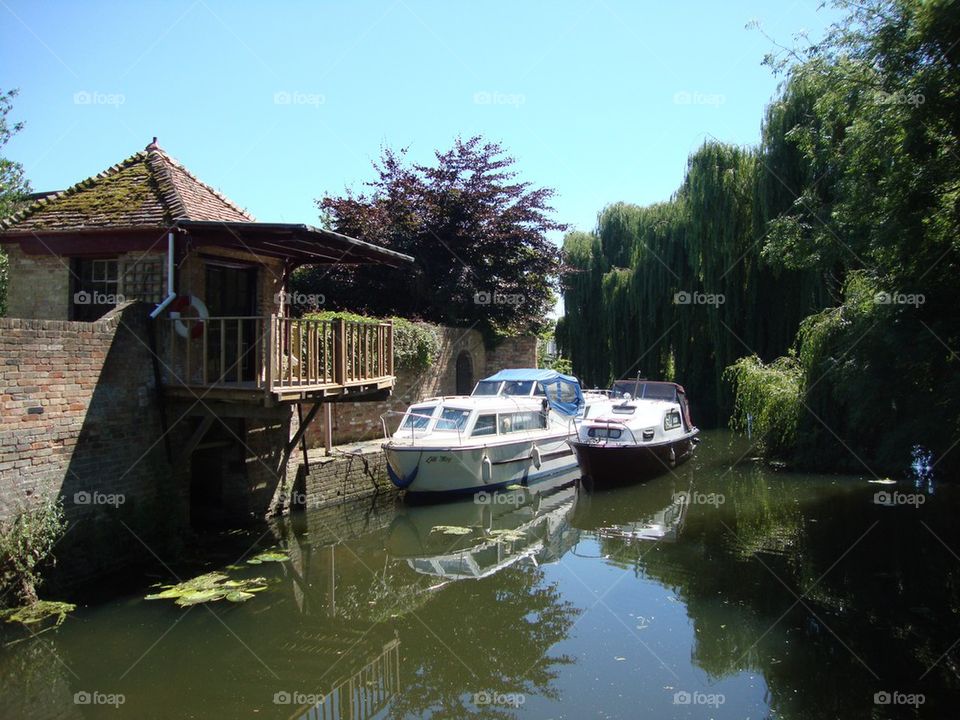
[1,142,254,233]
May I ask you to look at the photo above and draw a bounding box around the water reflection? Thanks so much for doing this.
[3,431,960,719]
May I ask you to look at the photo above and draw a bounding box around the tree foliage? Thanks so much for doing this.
[561,0,959,473]
[294,136,565,339]
[0,88,32,317]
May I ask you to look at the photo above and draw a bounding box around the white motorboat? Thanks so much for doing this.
[382,369,607,496]
[570,380,700,486]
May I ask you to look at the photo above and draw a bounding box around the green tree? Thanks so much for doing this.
[0,88,32,316]
[295,136,565,339]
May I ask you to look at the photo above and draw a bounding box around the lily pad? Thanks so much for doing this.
[247,550,289,565]
[176,589,223,607]
[487,529,525,542]
[429,525,473,536]
[144,571,270,608]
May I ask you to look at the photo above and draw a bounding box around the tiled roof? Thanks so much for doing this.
[1,139,255,232]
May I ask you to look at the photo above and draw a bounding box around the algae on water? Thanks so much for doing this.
[144,571,268,607]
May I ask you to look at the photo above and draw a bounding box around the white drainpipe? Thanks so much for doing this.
[150,232,177,319]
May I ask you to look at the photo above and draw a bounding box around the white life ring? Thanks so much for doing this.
[169,295,209,339]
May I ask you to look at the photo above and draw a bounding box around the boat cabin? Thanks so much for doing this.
[389,369,587,444]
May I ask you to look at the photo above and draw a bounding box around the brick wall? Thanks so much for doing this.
[4,246,71,320]
[0,302,189,586]
[276,444,395,515]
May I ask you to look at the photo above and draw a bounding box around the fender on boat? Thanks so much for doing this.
[481,456,492,484]
[531,446,542,470]
[387,461,418,489]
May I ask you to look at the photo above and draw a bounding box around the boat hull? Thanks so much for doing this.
[384,434,577,496]
[570,432,699,488]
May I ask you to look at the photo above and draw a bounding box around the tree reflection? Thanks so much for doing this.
[581,462,960,718]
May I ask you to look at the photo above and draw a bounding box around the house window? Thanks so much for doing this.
[120,257,163,303]
[71,259,120,321]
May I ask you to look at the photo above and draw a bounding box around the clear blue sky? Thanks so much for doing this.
[1,0,839,239]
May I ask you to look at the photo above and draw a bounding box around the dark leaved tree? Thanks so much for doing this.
[294,136,565,338]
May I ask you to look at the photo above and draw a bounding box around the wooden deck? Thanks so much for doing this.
[158,316,395,405]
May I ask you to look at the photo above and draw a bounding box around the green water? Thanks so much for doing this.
[2,431,956,719]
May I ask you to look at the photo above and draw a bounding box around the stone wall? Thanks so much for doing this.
[305,329,538,447]
[0,302,189,586]
[277,442,394,515]
[4,246,71,320]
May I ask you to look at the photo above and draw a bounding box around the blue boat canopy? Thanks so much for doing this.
[480,368,584,416]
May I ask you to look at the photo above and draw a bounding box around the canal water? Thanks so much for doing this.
[2,430,956,719]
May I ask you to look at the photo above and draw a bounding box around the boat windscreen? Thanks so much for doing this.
[502,380,534,396]
[401,405,436,430]
[472,381,502,396]
[435,407,471,431]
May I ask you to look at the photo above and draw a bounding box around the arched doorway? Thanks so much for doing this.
[455,350,474,395]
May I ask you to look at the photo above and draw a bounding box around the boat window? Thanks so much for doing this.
[401,405,436,430]
[645,384,678,401]
[472,381,502,396]
[502,380,534,396]
[664,410,682,430]
[611,405,636,415]
[511,411,546,431]
[588,427,623,439]
[533,383,547,397]
[471,414,497,437]
[543,382,579,405]
[435,407,472,431]
[495,411,547,433]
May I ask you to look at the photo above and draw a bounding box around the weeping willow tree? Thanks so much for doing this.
[559,141,826,425]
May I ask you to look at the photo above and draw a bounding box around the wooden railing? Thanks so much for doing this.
[160,316,394,397]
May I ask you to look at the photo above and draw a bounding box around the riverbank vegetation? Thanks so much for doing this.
[0,496,66,608]
[559,0,959,475]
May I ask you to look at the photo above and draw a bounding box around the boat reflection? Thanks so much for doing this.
[386,470,582,581]
[571,471,694,543]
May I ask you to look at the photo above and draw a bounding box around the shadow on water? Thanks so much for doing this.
[1,430,959,718]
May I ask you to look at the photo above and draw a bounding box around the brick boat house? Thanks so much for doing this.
[0,139,412,583]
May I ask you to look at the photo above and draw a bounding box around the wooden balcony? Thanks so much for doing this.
[158,316,395,404]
